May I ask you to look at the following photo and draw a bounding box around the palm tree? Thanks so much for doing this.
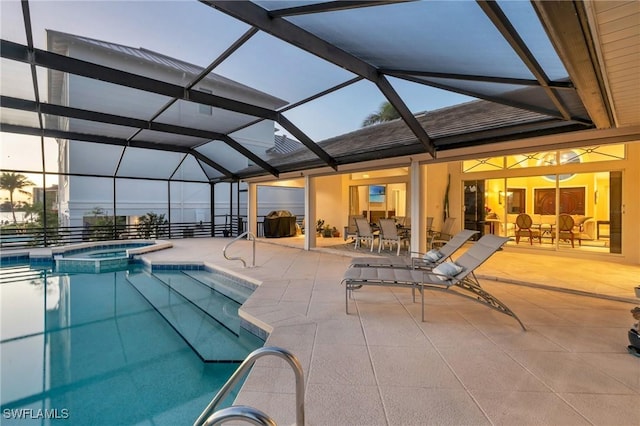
[0,172,35,223]
[362,101,400,126]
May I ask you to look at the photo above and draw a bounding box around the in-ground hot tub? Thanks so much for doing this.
[53,240,171,273]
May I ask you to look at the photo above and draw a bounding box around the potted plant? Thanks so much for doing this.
[316,219,325,236]
[322,224,333,238]
[332,226,341,238]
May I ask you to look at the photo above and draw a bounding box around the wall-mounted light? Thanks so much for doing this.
[498,190,513,205]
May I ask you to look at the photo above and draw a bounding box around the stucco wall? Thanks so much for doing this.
[315,175,345,234]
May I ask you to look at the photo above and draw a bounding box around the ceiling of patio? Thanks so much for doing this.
[1,1,638,183]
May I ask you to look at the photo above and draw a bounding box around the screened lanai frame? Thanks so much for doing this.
[1,0,610,177]
[1,1,615,247]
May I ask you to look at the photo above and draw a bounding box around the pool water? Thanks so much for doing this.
[83,250,127,258]
[0,263,263,425]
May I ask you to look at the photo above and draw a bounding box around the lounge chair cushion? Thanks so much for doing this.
[423,249,443,262]
[432,261,463,281]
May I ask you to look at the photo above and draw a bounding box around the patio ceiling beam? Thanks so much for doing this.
[0,95,280,178]
[392,74,593,126]
[376,75,436,157]
[203,0,437,158]
[0,167,211,184]
[200,1,376,84]
[188,150,239,182]
[277,114,338,170]
[382,69,575,90]
[279,76,364,113]
[1,123,237,180]
[477,0,572,121]
[267,1,408,18]
[532,1,613,129]
[20,1,43,131]
[0,39,278,121]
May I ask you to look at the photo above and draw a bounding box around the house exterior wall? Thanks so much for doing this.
[315,175,345,234]
[56,39,284,228]
[624,142,640,264]
[248,140,639,265]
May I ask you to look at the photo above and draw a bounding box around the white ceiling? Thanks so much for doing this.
[589,1,640,128]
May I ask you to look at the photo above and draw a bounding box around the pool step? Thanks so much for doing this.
[182,270,254,304]
[0,265,48,284]
[125,270,262,363]
[152,270,242,332]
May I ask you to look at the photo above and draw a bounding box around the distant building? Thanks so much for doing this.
[32,185,58,210]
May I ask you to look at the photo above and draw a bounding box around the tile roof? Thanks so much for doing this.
[241,98,584,175]
[267,135,304,156]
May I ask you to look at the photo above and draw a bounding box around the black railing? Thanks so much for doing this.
[0,215,247,250]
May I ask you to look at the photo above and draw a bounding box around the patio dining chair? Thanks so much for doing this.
[349,229,478,269]
[377,218,409,256]
[429,217,456,249]
[426,216,434,234]
[354,217,378,251]
[343,214,363,242]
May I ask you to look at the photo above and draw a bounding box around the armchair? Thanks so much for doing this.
[515,213,541,244]
[572,215,595,245]
[551,213,576,247]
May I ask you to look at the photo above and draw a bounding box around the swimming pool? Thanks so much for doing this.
[0,262,264,425]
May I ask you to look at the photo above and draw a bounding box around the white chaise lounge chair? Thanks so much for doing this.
[341,234,525,330]
[349,229,479,269]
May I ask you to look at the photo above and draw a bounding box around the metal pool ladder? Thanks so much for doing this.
[223,231,256,268]
[193,346,305,426]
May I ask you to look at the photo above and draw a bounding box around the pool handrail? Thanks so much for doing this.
[194,346,305,426]
[202,405,276,426]
[222,231,256,268]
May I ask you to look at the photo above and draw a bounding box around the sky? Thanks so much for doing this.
[1,0,476,185]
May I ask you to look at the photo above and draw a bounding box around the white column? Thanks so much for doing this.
[247,182,258,236]
[410,159,425,254]
[304,175,316,250]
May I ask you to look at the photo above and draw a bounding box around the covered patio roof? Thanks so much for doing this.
[1,1,638,182]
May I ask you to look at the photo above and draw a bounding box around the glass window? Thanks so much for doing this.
[494,170,621,254]
[465,145,626,174]
[349,183,407,224]
[566,145,625,163]
[462,157,504,172]
[506,151,551,169]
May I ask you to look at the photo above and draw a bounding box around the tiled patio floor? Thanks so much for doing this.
[140,237,640,426]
